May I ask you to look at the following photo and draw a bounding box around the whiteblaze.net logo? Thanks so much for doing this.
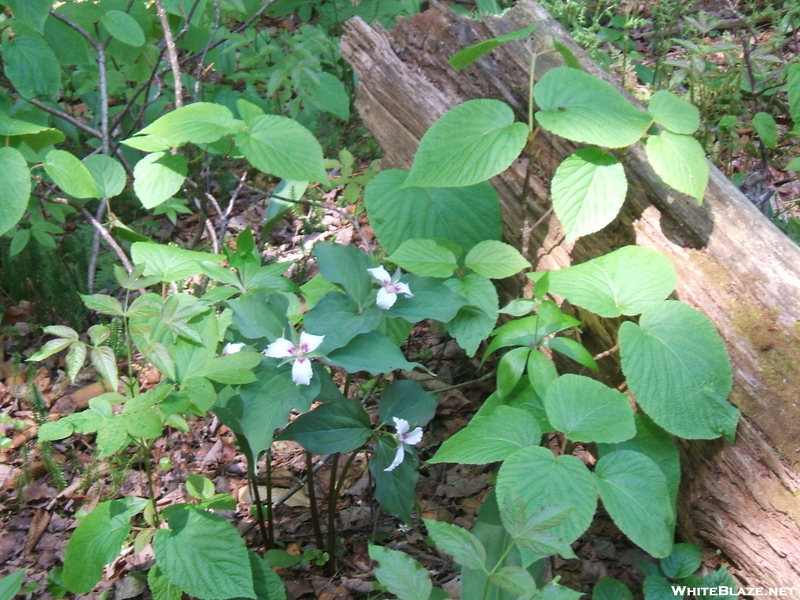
[670,586,797,597]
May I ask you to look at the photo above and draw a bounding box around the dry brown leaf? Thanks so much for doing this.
[23,508,51,555]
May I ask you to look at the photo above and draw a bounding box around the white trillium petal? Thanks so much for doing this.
[376,287,397,310]
[384,442,406,472]
[299,332,325,353]
[368,266,392,286]
[263,337,296,359]
[392,417,410,435]
[394,282,413,298]
[291,357,313,385]
[222,342,245,355]
[402,427,423,446]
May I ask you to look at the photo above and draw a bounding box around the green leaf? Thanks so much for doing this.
[236,115,326,182]
[444,274,499,356]
[592,578,633,600]
[371,436,419,522]
[44,150,100,199]
[550,148,627,241]
[404,99,528,188]
[619,300,738,440]
[648,91,700,135]
[303,292,383,353]
[63,498,146,594]
[786,157,800,171]
[544,374,635,443]
[0,569,27,600]
[542,337,597,371]
[300,71,350,120]
[534,66,652,148]
[365,169,502,255]
[27,337,72,362]
[123,407,164,439]
[424,519,487,572]
[535,580,583,600]
[9,228,30,256]
[148,564,183,600]
[497,446,596,548]
[326,332,419,375]
[429,405,542,465]
[388,239,458,278]
[279,397,372,454]
[544,246,676,317]
[594,450,674,558]
[497,346,530,398]
[186,474,216,500]
[38,418,76,442]
[242,551,287,600]
[385,274,466,324]
[752,111,778,149]
[313,241,374,305]
[642,575,676,600]
[237,99,264,124]
[787,63,800,127]
[81,293,125,316]
[133,152,187,209]
[3,36,61,99]
[489,566,536,596]
[91,346,118,392]
[660,543,702,579]
[5,0,51,32]
[0,147,31,236]
[84,155,126,198]
[369,545,432,600]
[644,131,709,202]
[153,506,255,600]
[229,290,290,341]
[95,415,129,457]
[449,25,537,70]
[378,380,437,427]
[131,242,223,282]
[101,9,145,46]
[134,103,235,147]
[465,241,529,279]
[527,349,557,401]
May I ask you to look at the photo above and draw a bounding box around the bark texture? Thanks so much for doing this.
[341,0,800,587]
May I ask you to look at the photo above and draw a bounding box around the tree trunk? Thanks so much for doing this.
[341,1,800,587]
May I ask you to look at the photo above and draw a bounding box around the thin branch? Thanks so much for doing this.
[432,371,496,394]
[194,0,223,102]
[593,342,619,362]
[27,98,103,139]
[155,0,184,108]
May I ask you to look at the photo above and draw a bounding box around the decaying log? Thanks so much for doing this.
[341,1,800,587]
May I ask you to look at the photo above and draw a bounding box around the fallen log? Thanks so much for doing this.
[341,0,800,588]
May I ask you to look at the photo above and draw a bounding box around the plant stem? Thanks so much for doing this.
[326,452,340,575]
[249,465,271,551]
[305,451,326,554]
[143,443,160,527]
[155,0,183,108]
[265,449,275,548]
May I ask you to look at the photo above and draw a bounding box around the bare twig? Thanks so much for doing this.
[27,98,103,139]
[593,342,619,362]
[194,0,222,101]
[155,0,184,108]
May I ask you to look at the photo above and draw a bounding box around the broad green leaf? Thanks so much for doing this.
[101,10,145,46]
[595,450,674,558]
[752,111,778,149]
[123,407,163,439]
[497,346,530,398]
[63,498,146,594]
[660,543,702,579]
[489,566,536,596]
[84,155,126,198]
[371,435,419,522]
[313,241,374,305]
[237,98,264,124]
[620,300,738,440]
[542,337,597,371]
[387,239,458,278]
[81,293,125,316]
[0,147,30,236]
[535,580,583,600]
[544,246,676,317]
[550,148,627,241]
[326,331,419,375]
[642,575,677,600]
[303,292,383,353]
[300,71,350,121]
[444,274,499,356]
[369,545,432,600]
[148,564,183,600]
[131,242,223,282]
[279,397,372,454]
[236,115,326,182]
[527,349,557,400]
[3,36,61,99]
[133,152,187,209]
[0,115,52,136]
[5,0,51,32]
[429,405,542,464]
[27,337,72,362]
[497,446,596,547]
[0,569,27,600]
[37,418,75,441]
[465,241,529,279]
[597,413,681,508]
[449,25,537,70]
[153,507,255,600]
[385,274,465,324]
[534,67,652,148]
[644,131,708,202]
[365,169,502,254]
[91,346,118,392]
[424,519,487,572]
[228,290,290,341]
[592,578,633,600]
[544,374,635,443]
[787,63,800,127]
[134,103,235,147]
[404,99,528,188]
[44,150,100,199]
[648,91,700,135]
[242,551,287,600]
[378,380,437,428]
[786,157,800,171]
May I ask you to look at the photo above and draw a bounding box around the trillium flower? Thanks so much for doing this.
[384,417,423,472]
[222,342,246,355]
[368,266,413,310]
[262,332,325,386]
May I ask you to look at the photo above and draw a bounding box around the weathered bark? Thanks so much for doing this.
[341,1,800,587]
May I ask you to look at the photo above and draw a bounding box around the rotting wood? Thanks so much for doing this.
[341,0,800,587]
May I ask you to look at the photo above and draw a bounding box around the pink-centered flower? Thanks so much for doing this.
[262,332,325,386]
[384,417,423,472]
[368,266,413,310]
